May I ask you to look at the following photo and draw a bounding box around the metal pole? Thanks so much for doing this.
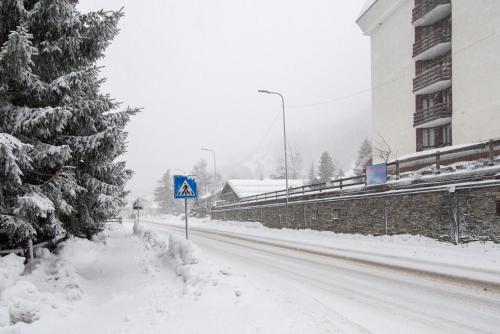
[185,199,188,239]
[456,192,460,243]
[280,93,289,227]
[384,199,388,235]
[258,90,289,226]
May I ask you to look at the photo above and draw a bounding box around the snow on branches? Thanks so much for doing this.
[0,1,137,247]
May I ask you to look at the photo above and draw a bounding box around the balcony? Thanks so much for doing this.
[413,60,451,94]
[413,0,451,27]
[413,26,451,60]
[414,102,452,128]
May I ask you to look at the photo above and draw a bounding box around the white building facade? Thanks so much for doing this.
[357,0,500,161]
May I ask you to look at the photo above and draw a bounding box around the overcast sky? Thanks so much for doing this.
[78,0,372,200]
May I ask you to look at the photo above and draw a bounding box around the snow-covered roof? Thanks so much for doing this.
[358,0,377,20]
[199,187,223,200]
[225,179,305,198]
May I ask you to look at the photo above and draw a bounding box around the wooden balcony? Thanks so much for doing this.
[413,59,451,94]
[413,26,451,60]
[414,102,452,128]
[413,0,451,26]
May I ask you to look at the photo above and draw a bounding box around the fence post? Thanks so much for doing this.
[303,205,307,228]
[363,168,367,186]
[384,199,389,235]
[435,151,441,174]
[339,179,343,190]
[395,160,400,180]
[489,140,495,166]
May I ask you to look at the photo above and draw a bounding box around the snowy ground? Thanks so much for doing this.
[145,216,500,284]
[1,222,337,333]
[2,216,500,333]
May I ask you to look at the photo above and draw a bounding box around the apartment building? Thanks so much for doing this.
[357,0,500,161]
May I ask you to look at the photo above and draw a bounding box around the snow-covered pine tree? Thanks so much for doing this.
[0,1,138,247]
[354,138,372,176]
[307,163,317,185]
[153,170,175,214]
[318,152,335,183]
[191,159,211,196]
[336,167,345,178]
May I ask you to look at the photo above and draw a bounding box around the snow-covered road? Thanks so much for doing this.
[144,219,500,334]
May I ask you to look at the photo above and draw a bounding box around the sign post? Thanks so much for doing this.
[185,199,188,239]
[133,198,143,224]
[174,175,198,239]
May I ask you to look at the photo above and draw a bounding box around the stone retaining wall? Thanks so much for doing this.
[211,185,500,242]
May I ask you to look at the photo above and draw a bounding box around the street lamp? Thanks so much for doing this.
[201,148,217,194]
[258,89,289,226]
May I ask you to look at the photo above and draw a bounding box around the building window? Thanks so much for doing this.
[422,128,436,148]
[332,209,340,220]
[442,124,452,146]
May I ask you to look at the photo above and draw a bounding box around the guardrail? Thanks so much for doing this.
[413,60,451,93]
[1,217,124,260]
[216,139,500,208]
[0,234,67,259]
[413,25,451,58]
[412,0,451,24]
[107,217,123,224]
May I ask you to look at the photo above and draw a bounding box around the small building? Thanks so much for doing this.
[220,179,305,202]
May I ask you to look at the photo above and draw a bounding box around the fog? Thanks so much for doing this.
[78,0,371,199]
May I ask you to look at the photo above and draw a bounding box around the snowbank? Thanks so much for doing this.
[0,241,85,329]
[144,216,500,281]
[133,223,217,295]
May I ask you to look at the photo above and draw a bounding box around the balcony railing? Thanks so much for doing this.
[414,102,452,127]
[413,26,451,58]
[413,0,451,25]
[413,59,451,93]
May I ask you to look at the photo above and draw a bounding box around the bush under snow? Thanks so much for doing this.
[0,240,88,328]
[133,223,217,295]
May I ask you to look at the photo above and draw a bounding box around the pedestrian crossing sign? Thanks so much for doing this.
[174,175,198,199]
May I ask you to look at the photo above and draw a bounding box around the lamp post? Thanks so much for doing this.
[201,148,217,194]
[258,90,289,226]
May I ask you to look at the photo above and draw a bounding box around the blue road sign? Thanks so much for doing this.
[174,175,198,199]
[366,163,388,186]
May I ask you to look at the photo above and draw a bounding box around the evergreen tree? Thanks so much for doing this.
[191,159,210,196]
[318,152,335,183]
[354,138,372,176]
[336,166,345,178]
[307,163,317,185]
[0,1,138,246]
[153,170,175,214]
